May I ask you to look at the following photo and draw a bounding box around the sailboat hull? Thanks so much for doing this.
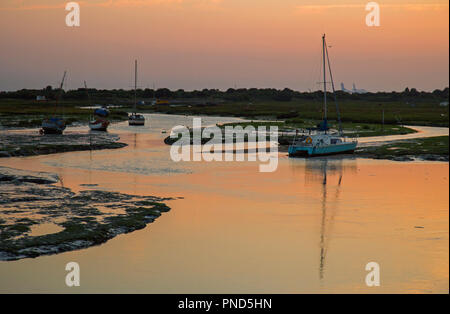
[128,115,145,126]
[41,118,66,134]
[89,119,110,131]
[41,127,64,135]
[288,142,357,157]
[128,119,145,126]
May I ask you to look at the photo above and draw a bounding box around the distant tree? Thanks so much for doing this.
[174,89,186,98]
[226,88,236,94]
[155,88,171,98]
[273,88,293,101]
[409,88,419,96]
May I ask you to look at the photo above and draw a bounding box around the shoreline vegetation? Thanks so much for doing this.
[1,87,448,128]
[356,136,449,162]
[0,99,129,129]
[0,131,127,158]
[0,166,176,261]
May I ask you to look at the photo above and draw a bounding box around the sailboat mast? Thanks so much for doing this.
[134,60,137,113]
[322,34,327,124]
[325,42,343,134]
[84,81,91,107]
[56,71,67,116]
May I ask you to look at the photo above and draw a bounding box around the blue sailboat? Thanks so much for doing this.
[288,34,357,157]
[41,117,66,134]
[41,71,67,135]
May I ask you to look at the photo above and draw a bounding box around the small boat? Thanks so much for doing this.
[85,81,110,132]
[41,71,67,135]
[89,118,110,131]
[42,117,66,134]
[289,34,357,157]
[128,60,146,126]
[89,108,110,131]
[129,113,145,126]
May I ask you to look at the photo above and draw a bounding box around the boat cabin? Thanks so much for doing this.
[292,133,344,147]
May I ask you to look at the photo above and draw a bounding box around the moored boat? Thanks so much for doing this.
[41,71,67,135]
[85,81,110,132]
[128,60,146,126]
[288,34,357,157]
[89,118,110,131]
[288,133,357,157]
[129,113,145,126]
[42,117,66,134]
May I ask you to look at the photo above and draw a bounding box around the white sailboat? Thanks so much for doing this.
[288,34,357,157]
[128,60,146,126]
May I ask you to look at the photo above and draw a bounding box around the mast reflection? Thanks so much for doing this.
[303,158,357,281]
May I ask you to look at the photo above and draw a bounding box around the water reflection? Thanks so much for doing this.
[0,114,447,292]
[303,158,357,281]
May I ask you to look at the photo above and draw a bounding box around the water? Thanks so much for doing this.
[0,114,448,293]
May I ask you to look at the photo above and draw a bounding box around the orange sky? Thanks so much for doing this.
[0,0,448,91]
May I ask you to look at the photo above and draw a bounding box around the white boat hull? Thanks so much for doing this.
[128,120,145,126]
[129,114,145,126]
[89,119,110,131]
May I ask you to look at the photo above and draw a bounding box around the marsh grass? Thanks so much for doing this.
[0,99,128,128]
[358,136,449,160]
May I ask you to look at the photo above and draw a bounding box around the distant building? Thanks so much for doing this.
[440,101,449,107]
[36,95,46,101]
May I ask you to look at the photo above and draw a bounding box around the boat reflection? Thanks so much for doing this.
[303,158,357,281]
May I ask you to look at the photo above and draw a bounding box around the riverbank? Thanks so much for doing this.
[356,136,449,161]
[0,131,127,158]
[164,122,417,145]
[0,166,174,261]
[0,99,128,129]
[148,97,449,127]
[163,121,448,161]
[220,121,417,138]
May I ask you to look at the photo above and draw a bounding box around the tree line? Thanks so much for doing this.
[0,86,448,103]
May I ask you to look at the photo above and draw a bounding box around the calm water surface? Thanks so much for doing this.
[0,114,448,293]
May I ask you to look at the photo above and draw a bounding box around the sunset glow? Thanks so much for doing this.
[0,0,448,91]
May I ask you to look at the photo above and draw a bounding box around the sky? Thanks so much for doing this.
[0,0,448,92]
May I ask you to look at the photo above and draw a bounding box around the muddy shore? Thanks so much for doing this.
[0,131,127,158]
[0,130,177,261]
[0,166,174,261]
